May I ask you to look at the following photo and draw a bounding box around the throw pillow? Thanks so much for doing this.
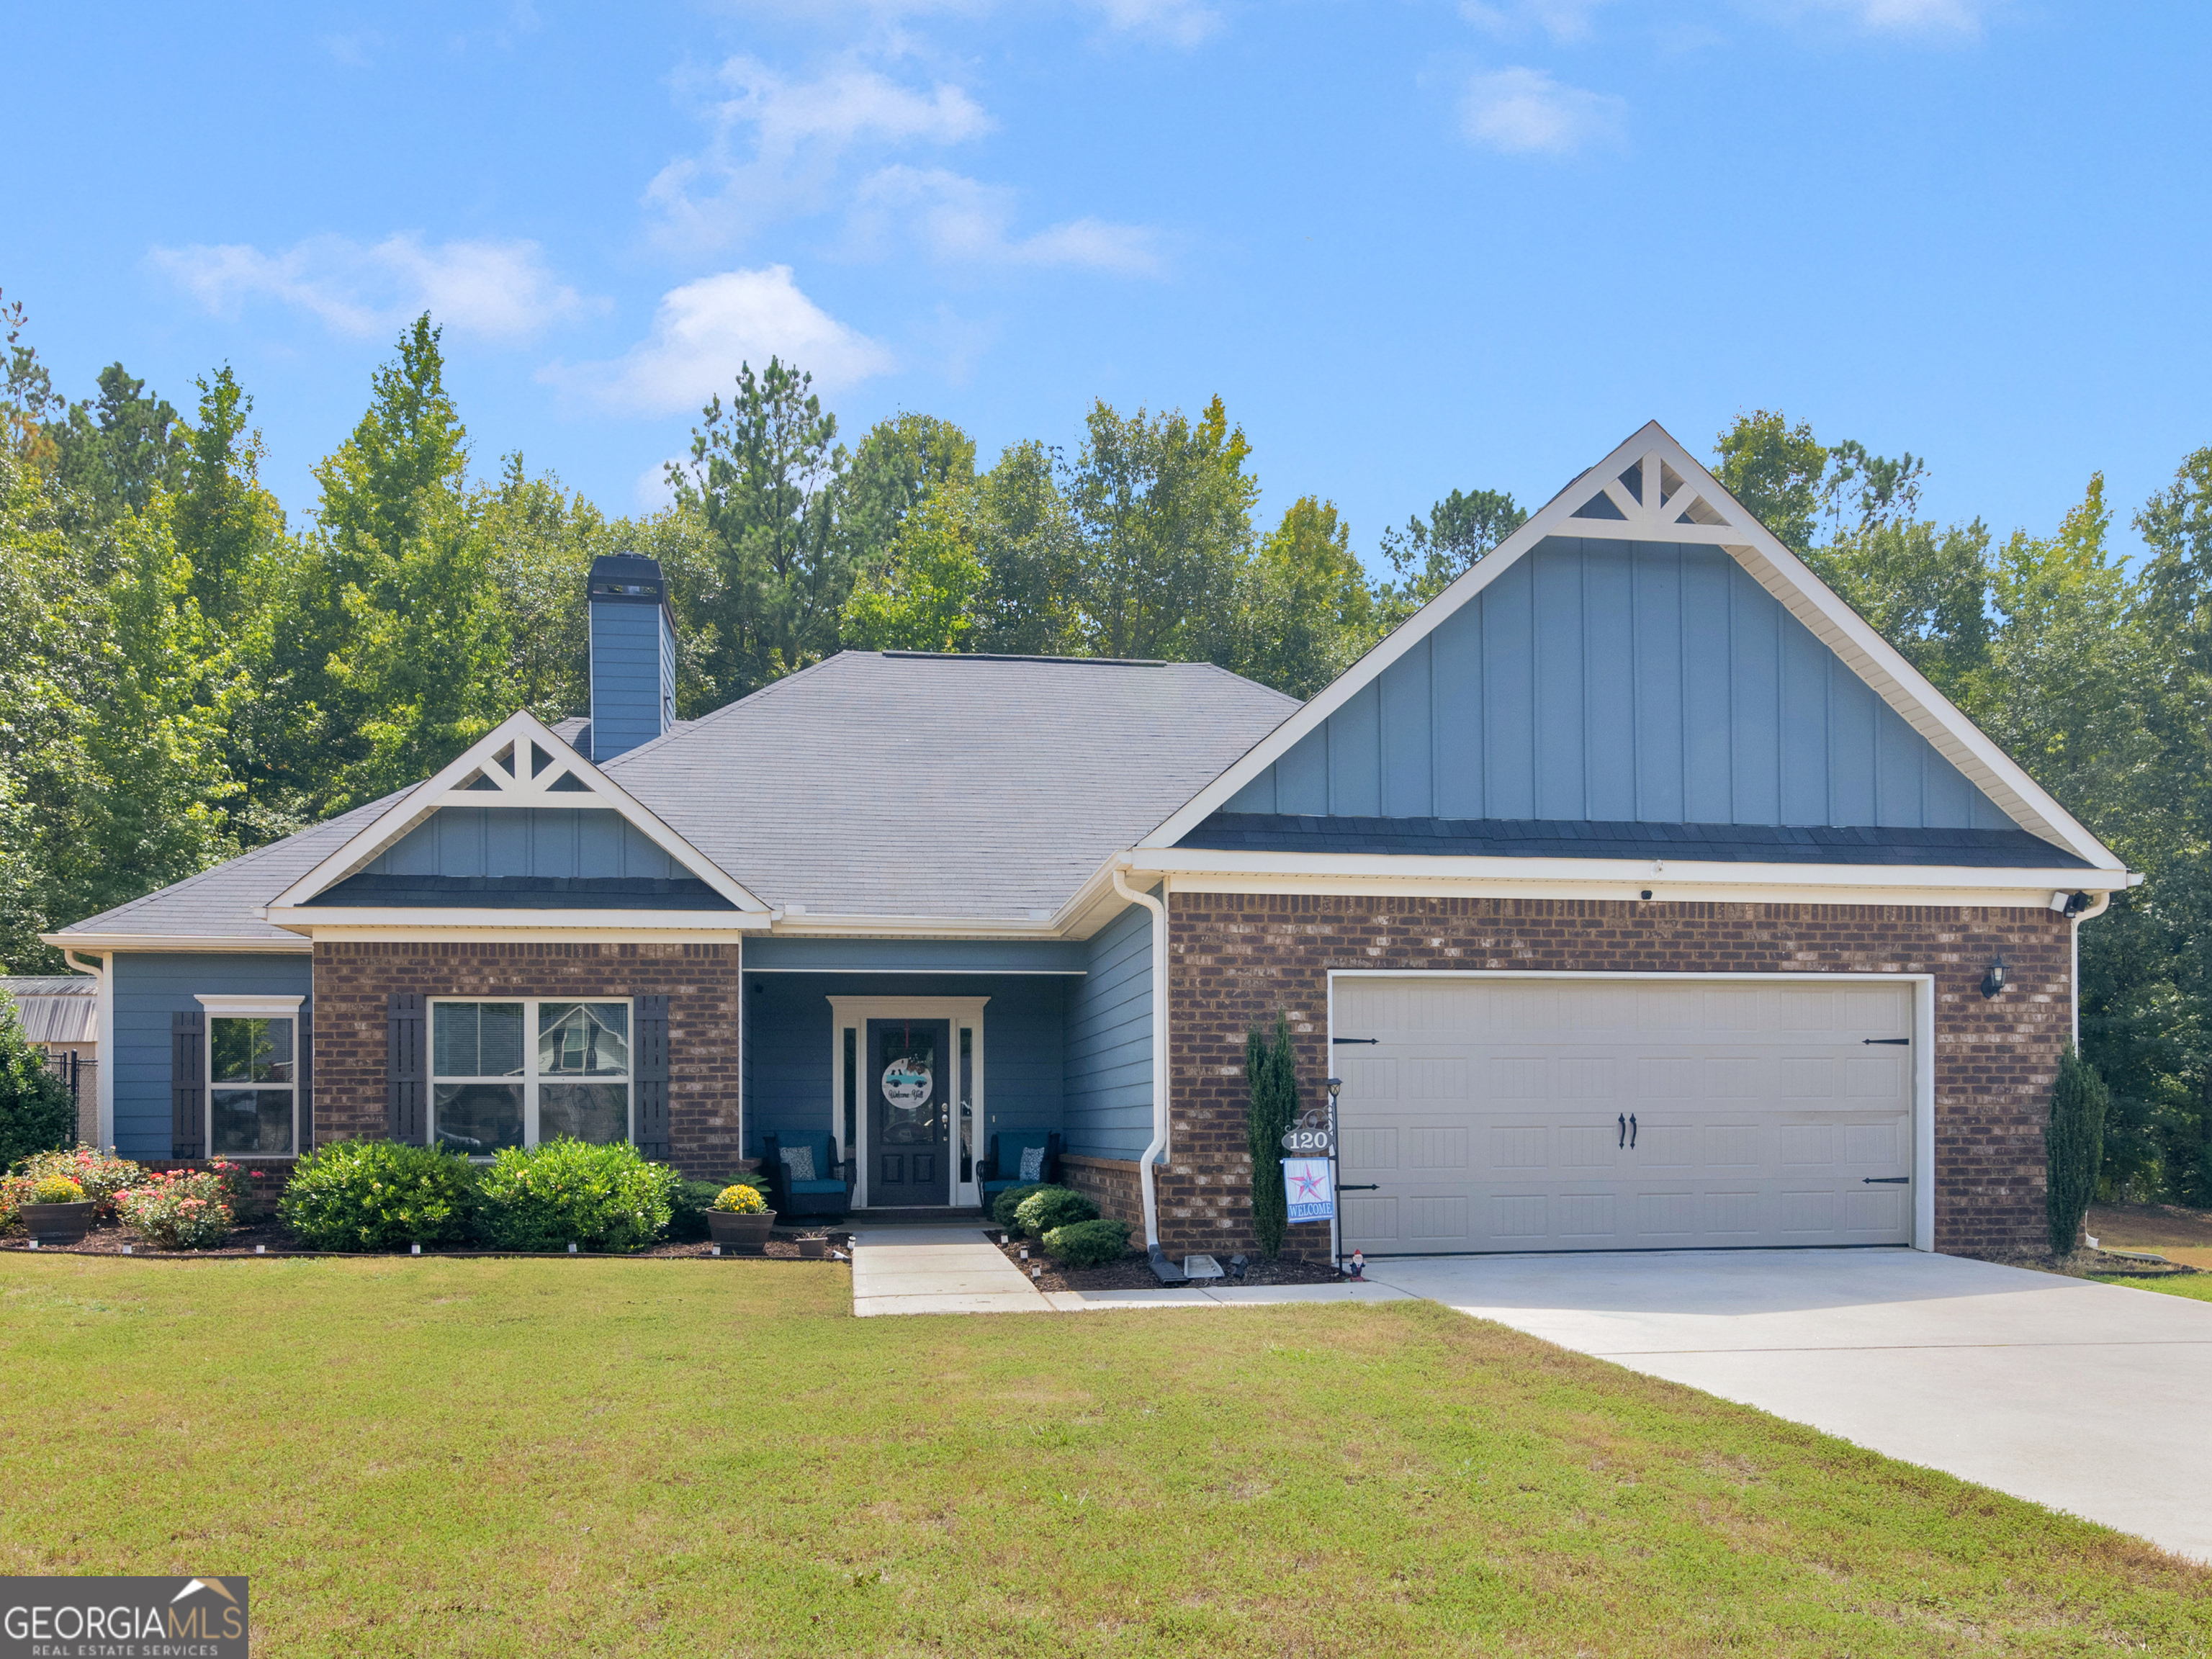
[1018,1143,1046,1182]
[780,1143,817,1183]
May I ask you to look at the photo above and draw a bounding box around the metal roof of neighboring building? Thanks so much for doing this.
[1,976,100,1045]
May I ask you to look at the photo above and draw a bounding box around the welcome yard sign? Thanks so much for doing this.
[1283,1159,1335,1224]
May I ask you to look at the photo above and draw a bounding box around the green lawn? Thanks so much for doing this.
[1,1258,2206,1656]
[2100,1272,2212,1303]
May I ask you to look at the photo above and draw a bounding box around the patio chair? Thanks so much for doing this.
[978,1130,1061,1212]
[762,1131,855,1220]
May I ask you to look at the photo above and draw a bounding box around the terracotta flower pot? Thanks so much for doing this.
[707,1210,776,1254]
[22,1201,96,1246]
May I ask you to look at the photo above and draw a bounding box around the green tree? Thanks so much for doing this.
[2045,1046,2108,1255]
[1239,496,1379,698]
[839,482,989,653]
[835,412,976,579]
[667,357,848,701]
[0,288,60,468]
[0,989,73,1164]
[49,364,190,520]
[1377,486,1526,617]
[174,366,287,627]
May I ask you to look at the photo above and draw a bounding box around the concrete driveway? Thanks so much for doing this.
[1367,1249,2212,1563]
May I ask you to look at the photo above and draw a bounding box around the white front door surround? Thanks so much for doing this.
[1326,971,1936,1256]
[828,997,989,1209]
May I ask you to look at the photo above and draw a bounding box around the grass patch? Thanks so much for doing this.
[1,1257,2206,1656]
[2099,1272,2212,1303]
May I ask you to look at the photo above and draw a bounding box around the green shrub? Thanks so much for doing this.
[477,1138,677,1254]
[667,1179,727,1241]
[2047,1045,2109,1256]
[1013,1185,1097,1238]
[279,1139,480,1251]
[1246,1012,1300,1259]
[990,1182,1047,1231]
[0,993,73,1171]
[1042,1217,1131,1268]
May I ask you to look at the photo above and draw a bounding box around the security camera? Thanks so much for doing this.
[2049,891,2091,916]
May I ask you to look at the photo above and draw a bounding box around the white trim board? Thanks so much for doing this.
[1143,421,2123,875]
[266,710,770,915]
[1326,968,1937,1254]
[194,994,305,1016]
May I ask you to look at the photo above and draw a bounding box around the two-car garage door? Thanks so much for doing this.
[1334,977,1915,1255]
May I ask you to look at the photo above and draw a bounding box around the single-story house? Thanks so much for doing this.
[44,423,2135,1259]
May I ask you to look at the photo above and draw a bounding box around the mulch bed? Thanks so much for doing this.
[0,1218,853,1262]
[984,1230,1345,1293]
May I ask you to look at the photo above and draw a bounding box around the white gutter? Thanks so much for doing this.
[61,949,112,1151]
[1112,866,1170,1251]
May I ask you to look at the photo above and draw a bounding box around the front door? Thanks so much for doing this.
[868,1018,951,1206]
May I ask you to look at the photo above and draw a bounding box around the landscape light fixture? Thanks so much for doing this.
[1326,1077,1342,1105]
[1982,955,2008,999]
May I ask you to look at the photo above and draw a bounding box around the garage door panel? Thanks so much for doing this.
[1335,977,1914,1254]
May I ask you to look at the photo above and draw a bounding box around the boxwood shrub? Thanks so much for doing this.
[279,1139,480,1251]
[1013,1185,1097,1238]
[1043,1218,1131,1268]
[990,1182,1048,1231]
[667,1178,727,1241]
[477,1138,677,1254]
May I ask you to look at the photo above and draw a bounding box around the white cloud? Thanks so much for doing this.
[1460,0,1615,43]
[1742,0,1996,34]
[542,266,894,415]
[647,56,992,249]
[149,233,588,341]
[1088,0,1222,47]
[1460,66,1626,156]
[851,166,1164,274]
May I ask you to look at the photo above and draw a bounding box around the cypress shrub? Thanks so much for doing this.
[1245,1012,1300,1259]
[2046,1045,2109,1256]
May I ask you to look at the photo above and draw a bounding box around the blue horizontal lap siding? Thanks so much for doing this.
[742,974,1067,1173]
[1062,903,1153,1161]
[367,809,678,880]
[590,602,673,762]
[110,953,311,1160]
[1230,538,2015,832]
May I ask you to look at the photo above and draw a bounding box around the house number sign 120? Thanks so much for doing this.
[1280,1125,1335,1155]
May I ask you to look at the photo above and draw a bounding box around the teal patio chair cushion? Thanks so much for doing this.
[786,1179,848,1195]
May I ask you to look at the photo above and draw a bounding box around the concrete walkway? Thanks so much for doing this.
[1367,1249,2212,1564]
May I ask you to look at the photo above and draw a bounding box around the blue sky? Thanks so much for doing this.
[9,1,2208,570]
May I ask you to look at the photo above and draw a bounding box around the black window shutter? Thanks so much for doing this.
[634,994,670,1161]
[387,992,426,1145]
[171,1010,205,1160]
[296,1000,313,1158]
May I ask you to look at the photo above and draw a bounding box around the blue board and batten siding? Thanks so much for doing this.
[366,808,682,879]
[1061,902,1154,1161]
[589,600,676,762]
[109,952,312,1160]
[1226,538,2016,831]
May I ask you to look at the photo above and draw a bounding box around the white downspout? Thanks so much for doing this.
[63,949,112,1151]
[1112,866,1170,1251]
[2071,889,2114,1048]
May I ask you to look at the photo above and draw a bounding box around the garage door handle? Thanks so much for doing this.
[1337,1184,1380,1192]
[1629,1113,1637,1148]
[1863,1038,1910,1046]
[1861,1177,1909,1184]
[1617,1113,1627,1148]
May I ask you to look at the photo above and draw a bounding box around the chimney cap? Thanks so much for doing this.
[588,553,666,606]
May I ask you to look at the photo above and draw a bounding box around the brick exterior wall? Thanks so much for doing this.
[1059,1153,1144,1233]
[310,941,744,1179]
[1164,893,2073,1262]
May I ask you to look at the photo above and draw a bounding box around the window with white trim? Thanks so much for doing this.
[429,999,631,1155]
[197,994,304,1159]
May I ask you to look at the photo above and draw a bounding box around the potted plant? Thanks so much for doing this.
[706,1182,775,1254]
[21,1174,96,1246]
[796,1233,829,1260]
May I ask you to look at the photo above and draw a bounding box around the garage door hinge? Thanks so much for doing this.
[1862,1038,1910,1046]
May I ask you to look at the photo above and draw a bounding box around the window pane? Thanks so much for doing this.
[537,1002,629,1076]
[433,1083,523,1154]
[540,1083,629,1146]
[433,1003,524,1078]
[212,1017,292,1083]
[212,1087,292,1154]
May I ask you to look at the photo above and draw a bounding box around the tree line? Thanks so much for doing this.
[2,294,2208,1204]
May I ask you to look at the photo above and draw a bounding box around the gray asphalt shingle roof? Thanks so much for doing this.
[603,652,1300,917]
[55,653,1298,938]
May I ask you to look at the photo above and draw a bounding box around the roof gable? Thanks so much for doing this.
[269,711,767,915]
[1146,421,2121,870]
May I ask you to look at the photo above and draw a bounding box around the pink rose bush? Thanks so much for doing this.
[117,1167,236,1249]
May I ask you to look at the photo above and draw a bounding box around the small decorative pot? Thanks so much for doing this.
[22,1201,96,1246]
[797,1236,828,1260]
[707,1210,776,1254]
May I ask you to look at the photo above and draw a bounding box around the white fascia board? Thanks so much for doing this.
[266,710,770,913]
[1128,845,2131,899]
[266,906,770,935]
[1140,420,2121,874]
[767,913,1067,940]
[40,932,312,954]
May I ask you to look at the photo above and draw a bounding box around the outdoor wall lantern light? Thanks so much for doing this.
[1982,955,2008,999]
